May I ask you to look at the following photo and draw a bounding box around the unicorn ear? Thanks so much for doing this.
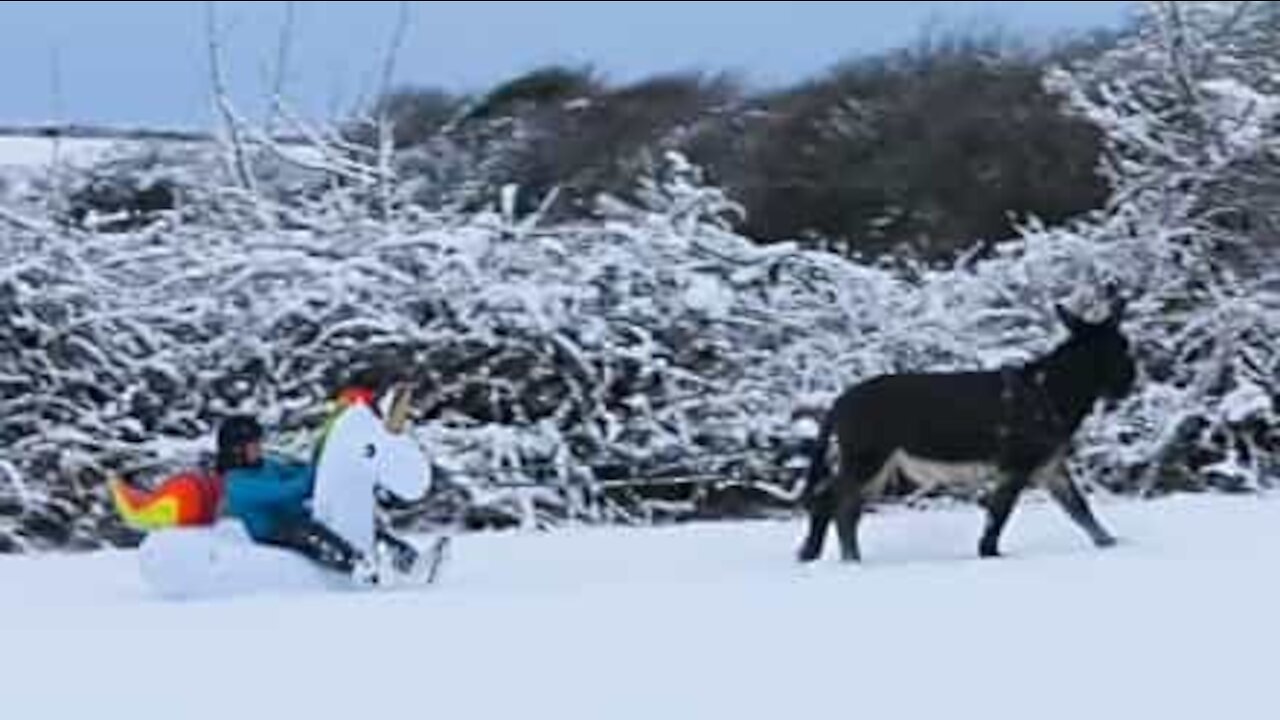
[1056,304,1088,334]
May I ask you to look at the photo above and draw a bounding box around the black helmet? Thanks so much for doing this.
[216,415,263,471]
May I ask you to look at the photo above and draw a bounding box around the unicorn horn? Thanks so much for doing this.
[385,382,415,435]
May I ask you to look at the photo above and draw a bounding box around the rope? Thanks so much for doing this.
[438,447,810,489]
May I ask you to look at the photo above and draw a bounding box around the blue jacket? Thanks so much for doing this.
[223,456,315,542]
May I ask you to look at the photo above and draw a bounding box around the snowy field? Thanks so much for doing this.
[0,133,318,171]
[1,491,1278,720]
[0,135,124,169]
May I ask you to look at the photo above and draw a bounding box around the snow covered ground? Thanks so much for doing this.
[0,133,319,171]
[0,135,124,169]
[2,491,1278,720]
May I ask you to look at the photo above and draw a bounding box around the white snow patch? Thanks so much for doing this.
[0,136,122,169]
[683,273,735,319]
[1221,381,1273,424]
[1,493,1278,719]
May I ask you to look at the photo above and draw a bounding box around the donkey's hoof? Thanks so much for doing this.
[1094,534,1119,549]
[979,546,1002,559]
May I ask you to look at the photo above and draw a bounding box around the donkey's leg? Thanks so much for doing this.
[833,453,892,563]
[979,474,1029,558]
[833,488,866,563]
[798,486,835,563]
[1046,474,1117,549]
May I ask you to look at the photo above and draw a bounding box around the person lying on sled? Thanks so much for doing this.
[215,412,423,584]
[111,387,424,584]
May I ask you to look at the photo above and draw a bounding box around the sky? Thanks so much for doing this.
[0,1,1135,130]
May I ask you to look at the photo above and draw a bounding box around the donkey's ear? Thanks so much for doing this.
[1105,297,1128,329]
[1056,304,1088,334]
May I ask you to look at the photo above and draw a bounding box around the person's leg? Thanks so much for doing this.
[376,526,419,573]
[263,517,363,574]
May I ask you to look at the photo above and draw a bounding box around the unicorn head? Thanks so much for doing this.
[309,386,431,557]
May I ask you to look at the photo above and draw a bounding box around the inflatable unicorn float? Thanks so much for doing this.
[110,384,447,599]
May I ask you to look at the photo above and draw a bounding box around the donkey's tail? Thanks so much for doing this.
[798,407,837,507]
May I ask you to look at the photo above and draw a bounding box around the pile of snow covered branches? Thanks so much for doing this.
[0,1,1274,552]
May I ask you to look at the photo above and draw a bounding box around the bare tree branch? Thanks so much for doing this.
[47,44,68,230]
[0,205,56,235]
[375,1,412,219]
[204,1,257,193]
[266,0,297,137]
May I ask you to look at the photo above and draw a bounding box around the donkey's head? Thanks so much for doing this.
[1053,299,1137,406]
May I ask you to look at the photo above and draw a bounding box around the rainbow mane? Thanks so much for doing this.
[314,386,378,458]
[110,472,223,530]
